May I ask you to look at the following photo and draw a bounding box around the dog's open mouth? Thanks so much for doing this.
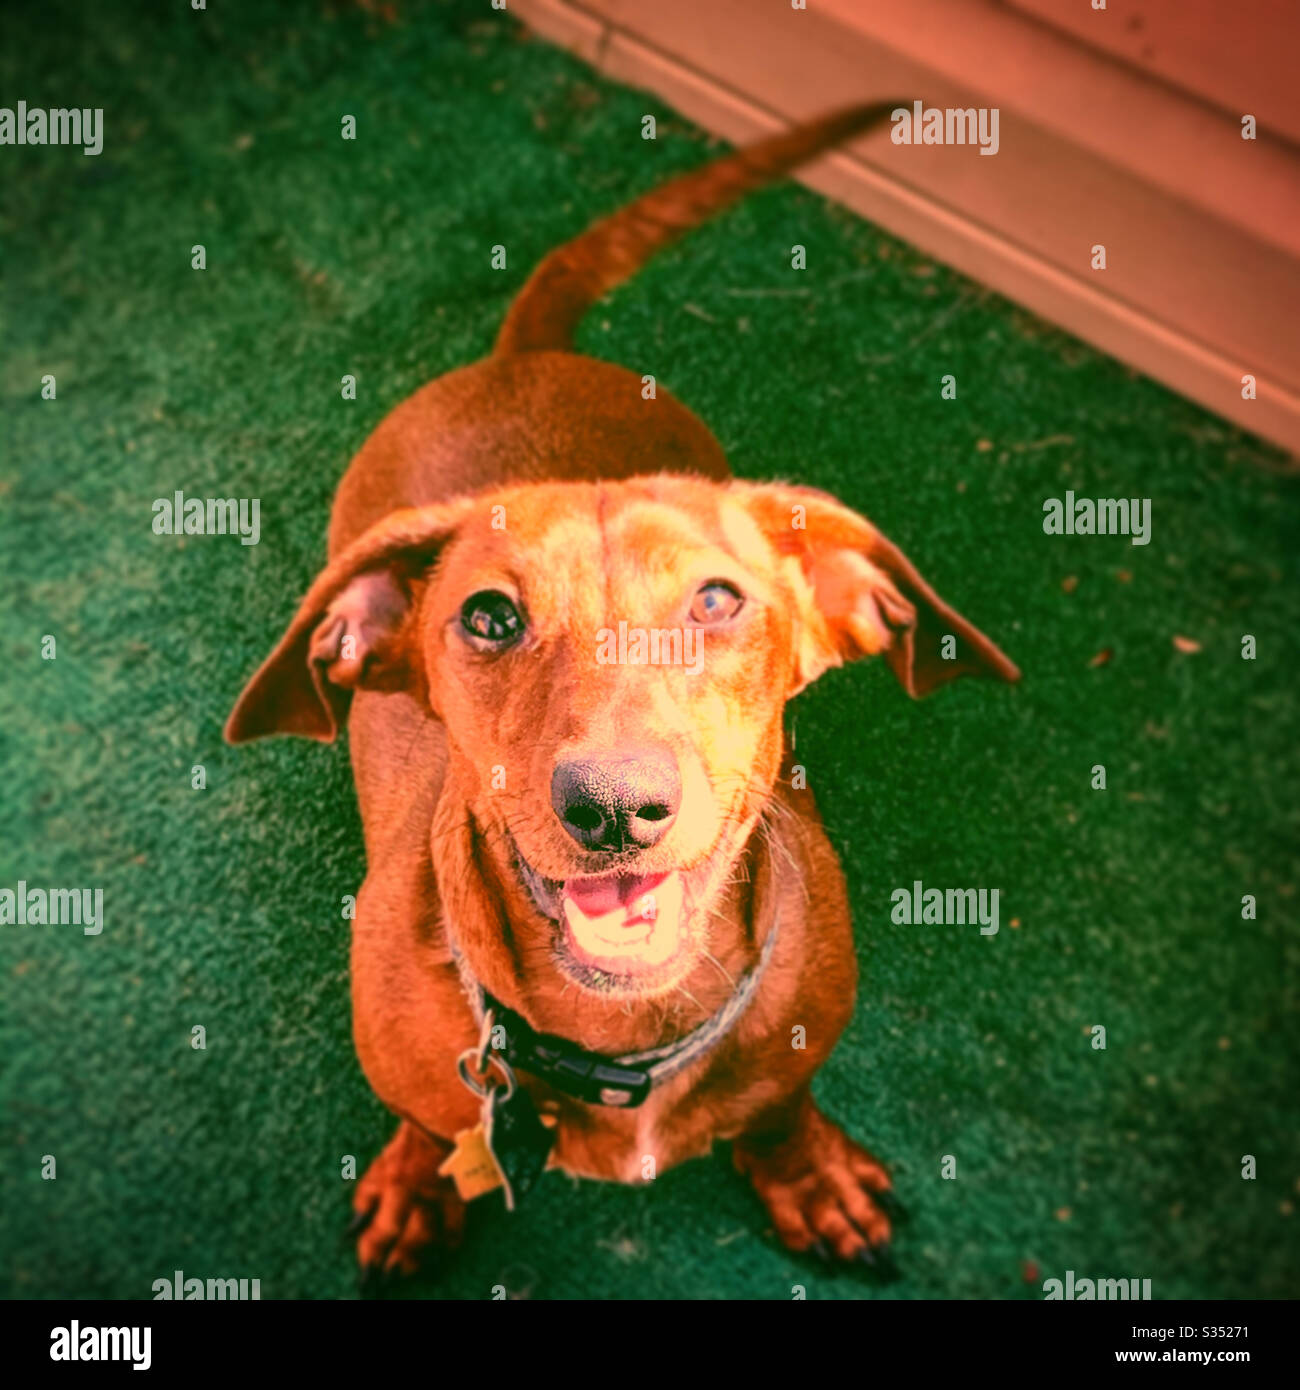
[515,855,690,988]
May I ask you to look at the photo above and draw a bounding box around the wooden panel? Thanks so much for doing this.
[588,0,1299,255]
[513,0,1300,454]
[1006,0,1300,144]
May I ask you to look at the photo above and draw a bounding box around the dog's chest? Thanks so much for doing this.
[537,1081,712,1184]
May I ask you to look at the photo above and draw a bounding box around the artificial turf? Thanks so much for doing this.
[2,0,1297,1301]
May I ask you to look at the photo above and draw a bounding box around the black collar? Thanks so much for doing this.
[475,910,780,1109]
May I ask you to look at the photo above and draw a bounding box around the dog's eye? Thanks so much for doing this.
[460,590,524,646]
[689,581,743,624]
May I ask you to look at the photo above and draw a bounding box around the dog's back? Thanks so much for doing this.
[327,104,896,554]
[328,354,727,553]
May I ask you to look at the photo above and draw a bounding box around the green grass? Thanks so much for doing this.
[2,0,1297,1301]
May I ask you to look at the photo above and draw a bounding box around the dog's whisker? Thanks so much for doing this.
[699,949,737,991]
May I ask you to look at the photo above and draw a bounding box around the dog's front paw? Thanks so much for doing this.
[351,1121,466,1285]
[734,1100,904,1275]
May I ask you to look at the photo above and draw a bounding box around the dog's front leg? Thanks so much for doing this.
[733,1088,904,1273]
[351,1120,466,1284]
[348,864,484,1283]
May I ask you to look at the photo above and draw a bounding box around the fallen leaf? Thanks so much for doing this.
[1011,434,1075,453]
[1088,647,1113,667]
[1061,575,1078,594]
[1173,635,1201,653]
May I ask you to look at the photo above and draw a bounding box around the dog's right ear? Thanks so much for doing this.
[224,500,473,744]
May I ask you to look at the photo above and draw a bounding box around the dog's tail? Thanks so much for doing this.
[494,102,897,356]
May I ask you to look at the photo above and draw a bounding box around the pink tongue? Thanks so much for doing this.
[564,872,668,917]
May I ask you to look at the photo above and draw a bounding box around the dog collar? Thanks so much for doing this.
[471,911,780,1109]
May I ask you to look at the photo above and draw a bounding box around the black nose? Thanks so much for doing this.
[551,749,682,852]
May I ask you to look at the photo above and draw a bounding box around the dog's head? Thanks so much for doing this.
[227,476,1017,1002]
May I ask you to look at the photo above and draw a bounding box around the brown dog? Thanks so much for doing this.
[226,103,1018,1282]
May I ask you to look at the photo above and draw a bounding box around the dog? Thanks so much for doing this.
[225,102,1019,1284]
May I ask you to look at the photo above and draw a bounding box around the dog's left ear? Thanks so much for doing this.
[225,500,474,743]
[736,482,1020,698]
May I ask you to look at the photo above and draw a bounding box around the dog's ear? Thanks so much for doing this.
[736,482,1019,698]
[224,501,474,743]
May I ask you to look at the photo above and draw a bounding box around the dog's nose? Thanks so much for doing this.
[551,749,682,852]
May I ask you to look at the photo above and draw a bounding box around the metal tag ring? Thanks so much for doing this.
[456,1047,517,1101]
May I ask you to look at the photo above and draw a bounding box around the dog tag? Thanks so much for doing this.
[487,1086,556,1211]
[439,1123,505,1203]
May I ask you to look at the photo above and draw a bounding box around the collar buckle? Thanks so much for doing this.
[519,1038,653,1109]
